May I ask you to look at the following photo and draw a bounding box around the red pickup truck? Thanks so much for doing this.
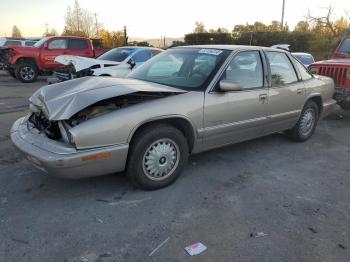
[309,36,350,109]
[0,36,107,83]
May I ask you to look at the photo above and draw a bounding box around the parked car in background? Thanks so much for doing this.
[0,36,108,83]
[0,38,38,70]
[309,36,350,109]
[11,45,335,190]
[0,37,38,47]
[270,44,315,67]
[50,47,162,83]
[292,52,315,67]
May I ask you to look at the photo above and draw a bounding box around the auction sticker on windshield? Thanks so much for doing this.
[198,49,223,55]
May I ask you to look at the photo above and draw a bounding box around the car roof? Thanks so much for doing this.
[174,45,286,52]
[117,46,162,51]
[292,52,313,56]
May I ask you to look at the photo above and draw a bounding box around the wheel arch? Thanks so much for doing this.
[306,95,323,114]
[15,57,38,67]
[128,116,196,153]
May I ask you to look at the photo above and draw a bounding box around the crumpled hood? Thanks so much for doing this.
[29,76,186,120]
[55,55,121,72]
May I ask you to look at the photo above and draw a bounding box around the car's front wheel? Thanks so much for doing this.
[15,61,38,83]
[127,124,189,190]
[286,100,319,142]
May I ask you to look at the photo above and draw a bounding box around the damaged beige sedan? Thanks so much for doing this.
[11,46,336,189]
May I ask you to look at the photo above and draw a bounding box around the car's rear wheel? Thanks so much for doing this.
[286,100,319,142]
[15,61,38,83]
[127,124,189,190]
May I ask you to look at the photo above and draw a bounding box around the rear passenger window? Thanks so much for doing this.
[48,39,67,49]
[222,51,263,89]
[5,40,21,46]
[25,41,36,46]
[69,39,88,50]
[293,58,313,80]
[266,52,298,86]
[133,50,151,63]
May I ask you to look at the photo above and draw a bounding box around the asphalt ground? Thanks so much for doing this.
[0,70,349,262]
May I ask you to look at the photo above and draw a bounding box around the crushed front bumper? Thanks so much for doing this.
[11,117,129,179]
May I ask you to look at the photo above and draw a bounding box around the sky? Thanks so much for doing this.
[0,0,349,38]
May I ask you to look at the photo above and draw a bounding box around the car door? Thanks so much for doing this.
[264,51,306,134]
[202,50,269,151]
[41,38,68,69]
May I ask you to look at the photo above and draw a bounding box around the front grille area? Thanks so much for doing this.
[317,66,348,87]
[29,113,61,140]
[54,65,93,82]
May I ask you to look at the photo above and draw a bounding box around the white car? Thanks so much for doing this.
[0,38,37,47]
[52,47,162,83]
[292,52,315,67]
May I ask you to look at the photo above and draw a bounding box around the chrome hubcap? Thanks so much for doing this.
[300,108,315,135]
[20,66,35,81]
[142,139,180,181]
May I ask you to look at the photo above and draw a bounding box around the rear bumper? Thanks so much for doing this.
[11,117,129,179]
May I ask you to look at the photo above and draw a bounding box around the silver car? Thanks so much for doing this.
[11,45,336,190]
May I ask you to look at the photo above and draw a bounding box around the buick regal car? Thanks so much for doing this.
[11,45,336,190]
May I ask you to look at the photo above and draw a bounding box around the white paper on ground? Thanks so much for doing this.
[185,242,207,256]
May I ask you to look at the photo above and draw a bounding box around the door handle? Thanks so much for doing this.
[259,94,268,103]
[297,88,304,95]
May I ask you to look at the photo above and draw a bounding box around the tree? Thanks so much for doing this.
[294,21,310,32]
[62,0,102,37]
[268,21,282,31]
[98,29,126,48]
[307,5,337,36]
[44,28,58,37]
[193,21,206,33]
[12,25,22,37]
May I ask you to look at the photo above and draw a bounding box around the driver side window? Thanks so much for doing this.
[222,51,263,89]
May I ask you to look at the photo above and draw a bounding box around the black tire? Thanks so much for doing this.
[127,124,189,190]
[15,61,38,83]
[286,100,319,142]
[338,101,350,110]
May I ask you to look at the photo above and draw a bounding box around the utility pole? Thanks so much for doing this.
[93,13,98,37]
[45,23,49,35]
[123,26,127,46]
[281,0,286,30]
[163,36,166,49]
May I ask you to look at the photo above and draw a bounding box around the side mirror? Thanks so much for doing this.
[127,58,136,69]
[219,80,243,92]
[44,42,48,49]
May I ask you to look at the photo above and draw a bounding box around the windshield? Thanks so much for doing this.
[293,54,314,65]
[33,37,48,48]
[98,48,136,62]
[339,38,350,53]
[128,48,230,90]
